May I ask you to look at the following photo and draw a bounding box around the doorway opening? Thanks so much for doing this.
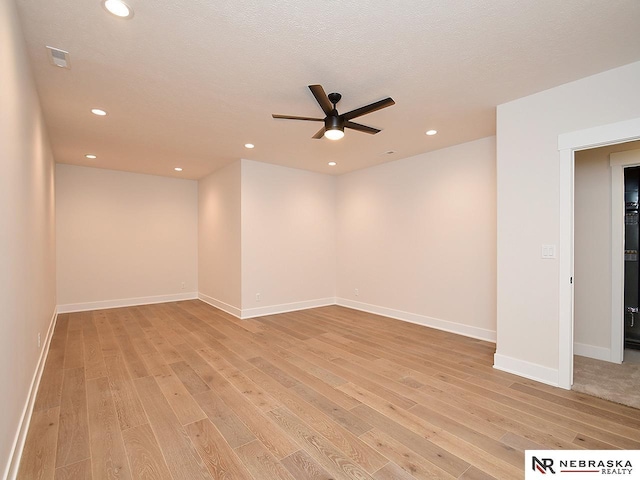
[572,142,640,408]
[558,116,640,391]
[623,165,640,352]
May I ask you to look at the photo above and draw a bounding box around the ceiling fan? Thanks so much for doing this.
[272,85,395,140]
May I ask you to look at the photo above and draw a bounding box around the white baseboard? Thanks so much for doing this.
[4,308,58,480]
[197,293,242,318]
[493,353,560,387]
[336,298,496,343]
[241,297,336,320]
[57,292,198,313]
[574,342,612,362]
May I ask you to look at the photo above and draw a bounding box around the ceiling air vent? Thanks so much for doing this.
[46,46,70,69]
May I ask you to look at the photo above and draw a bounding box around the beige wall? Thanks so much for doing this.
[496,61,640,383]
[0,0,57,474]
[336,137,497,340]
[240,159,336,316]
[198,161,242,314]
[574,141,640,359]
[56,164,198,309]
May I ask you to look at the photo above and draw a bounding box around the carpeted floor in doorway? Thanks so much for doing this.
[572,354,640,410]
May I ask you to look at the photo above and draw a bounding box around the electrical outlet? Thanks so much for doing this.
[181,282,186,290]
[37,333,41,348]
[256,293,261,302]
[355,288,359,296]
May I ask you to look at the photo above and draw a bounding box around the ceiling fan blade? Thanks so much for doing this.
[344,121,381,135]
[312,127,326,139]
[342,97,395,121]
[308,85,333,115]
[272,114,324,121]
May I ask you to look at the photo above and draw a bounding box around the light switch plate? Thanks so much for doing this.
[541,244,556,259]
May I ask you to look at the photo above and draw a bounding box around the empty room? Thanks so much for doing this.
[3,0,640,479]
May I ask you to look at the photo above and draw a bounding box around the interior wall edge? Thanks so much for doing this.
[336,298,496,343]
[573,342,612,363]
[56,292,198,314]
[3,308,58,480]
[241,297,336,320]
[198,293,242,318]
[493,353,560,388]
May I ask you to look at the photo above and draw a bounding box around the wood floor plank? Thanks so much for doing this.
[55,367,90,468]
[245,366,388,474]
[510,382,640,429]
[409,404,523,468]
[268,407,375,480]
[86,377,132,480]
[214,375,299,460]
[204,355,281,412]
[285,354,349,387]
[103,355,148,431]
[372,462,417,480]
[20,302,640,480]
[185,418,254,480]
[458,466,499,480]
[233,440,296,480]
[133,375,212,480]
[121,423,173,480]
[17,406,60,480]
[281,450,335,480]
[343,384,521,479]
[115,334,149,379]
[439,373,640,448]
[360,428,454,480]
[54,459,92,480]
[94,313,120,358]
[171,342,231,391]
[84,314,107,380]
[192,390,256,448]
[291,382,372,436]
[416,376,580,446]
[143,353,207,426]
[351,404,470,478]
[169,361,211,395]
[515,377,640,419]
[247,356,299,388]
[144,329,183,364]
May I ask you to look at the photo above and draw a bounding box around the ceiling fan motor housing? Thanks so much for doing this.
[325,113,344,131]
[328,92,342,105]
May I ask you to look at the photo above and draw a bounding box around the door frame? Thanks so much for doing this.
[611,150,640,364]
[558,117,640,389]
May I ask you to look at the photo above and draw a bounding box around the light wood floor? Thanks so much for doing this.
[17,301,640,480]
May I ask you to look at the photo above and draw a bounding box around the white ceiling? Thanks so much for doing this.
[15,0,640,179]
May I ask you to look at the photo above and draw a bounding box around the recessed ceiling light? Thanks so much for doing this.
[426,130,437,136]
[174,167,183,172]
[244,143,255,149]
[328,162,337,166]
[102,0,134,18]
[85,154,97,159]
[91,108,107,116]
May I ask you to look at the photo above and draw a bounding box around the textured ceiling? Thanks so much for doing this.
[15,0,640,178]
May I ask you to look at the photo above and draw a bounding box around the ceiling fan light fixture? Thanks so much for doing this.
[324,128,344,141]
[324,114,345,140]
